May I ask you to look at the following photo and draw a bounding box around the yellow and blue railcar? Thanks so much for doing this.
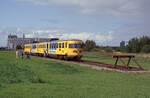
[24,39,83,60]
[48,39,83,59]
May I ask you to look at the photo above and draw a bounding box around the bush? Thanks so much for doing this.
[104,47,113,53]
[16,45,22,50]
[121,36,150,53]
[141,45,150,53]
[84,40,96,51]
[92,48,101,52]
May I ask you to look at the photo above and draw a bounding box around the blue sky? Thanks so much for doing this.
[0,0,150,46]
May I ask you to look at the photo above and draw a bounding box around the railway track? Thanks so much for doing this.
[34,56,150,73]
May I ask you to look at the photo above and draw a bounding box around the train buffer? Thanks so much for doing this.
[112,55,143,70]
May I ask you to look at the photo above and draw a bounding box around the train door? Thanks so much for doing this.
[52,42,57,54]
[57,42,62,54]
[32,44,36,54]
[55,43,57,54]
[64,42,68,55]
[46,43,48,54]
[61,42,65,55]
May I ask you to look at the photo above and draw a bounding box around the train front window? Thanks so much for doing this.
[69,44,82,48]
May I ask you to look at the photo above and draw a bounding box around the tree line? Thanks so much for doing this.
[123,36,150,53]
[83,36,150,53]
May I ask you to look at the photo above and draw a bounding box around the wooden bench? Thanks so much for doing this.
[112,55,143,69]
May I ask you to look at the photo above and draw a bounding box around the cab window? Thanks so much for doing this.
[69,44,82,48]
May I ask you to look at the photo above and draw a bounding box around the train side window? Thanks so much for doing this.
[62,43,64,48]
[59,43,61,48]
[56,43,58,48]
[54,43,55,49]
[53,43,54,49]
[50,43,52,49]
[55,43,57,49]
[53,44,54,49]
[65,42,67,48]
[54,43,56,49]
[52,43,54,49]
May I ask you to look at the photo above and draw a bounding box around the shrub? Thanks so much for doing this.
[104,47,113,53]
[84,40,96,51]
[16,45,22,50]
[126,36,150,53]
[141,45,150,53]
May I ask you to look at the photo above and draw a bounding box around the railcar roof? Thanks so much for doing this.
[24,39,83,45]
[50,39,82,42]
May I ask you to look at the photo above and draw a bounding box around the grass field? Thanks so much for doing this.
[0,51,150,98]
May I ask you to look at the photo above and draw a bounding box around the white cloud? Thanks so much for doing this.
[79,8,96,14]
[0,27,149,47]
[16,0,49,6]
[25,29,114,45]
[60,32,114,44]
[33,29,65,34]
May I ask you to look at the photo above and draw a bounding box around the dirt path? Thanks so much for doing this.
[35,56,150,74]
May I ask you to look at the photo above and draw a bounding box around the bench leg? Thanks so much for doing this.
[114,57,119,67]
[127,57,131,67]
[132,58,143,70]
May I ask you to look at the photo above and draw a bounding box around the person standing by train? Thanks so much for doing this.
[26,52,30,59]
[21,50,24,59]
[16,50,19,59]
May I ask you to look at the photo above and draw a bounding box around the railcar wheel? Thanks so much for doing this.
[75,57,81,61]
[60,56,64,60]
[64,56,70,61]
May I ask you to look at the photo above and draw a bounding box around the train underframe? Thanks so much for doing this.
[25,52,82,60]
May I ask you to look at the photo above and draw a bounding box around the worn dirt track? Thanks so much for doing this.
[35,56,150,74]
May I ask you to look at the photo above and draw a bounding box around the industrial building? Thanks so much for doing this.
[7,34,58,49]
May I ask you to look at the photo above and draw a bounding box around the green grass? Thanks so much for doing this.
[0,51,150,98]
[82,51,150,70]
